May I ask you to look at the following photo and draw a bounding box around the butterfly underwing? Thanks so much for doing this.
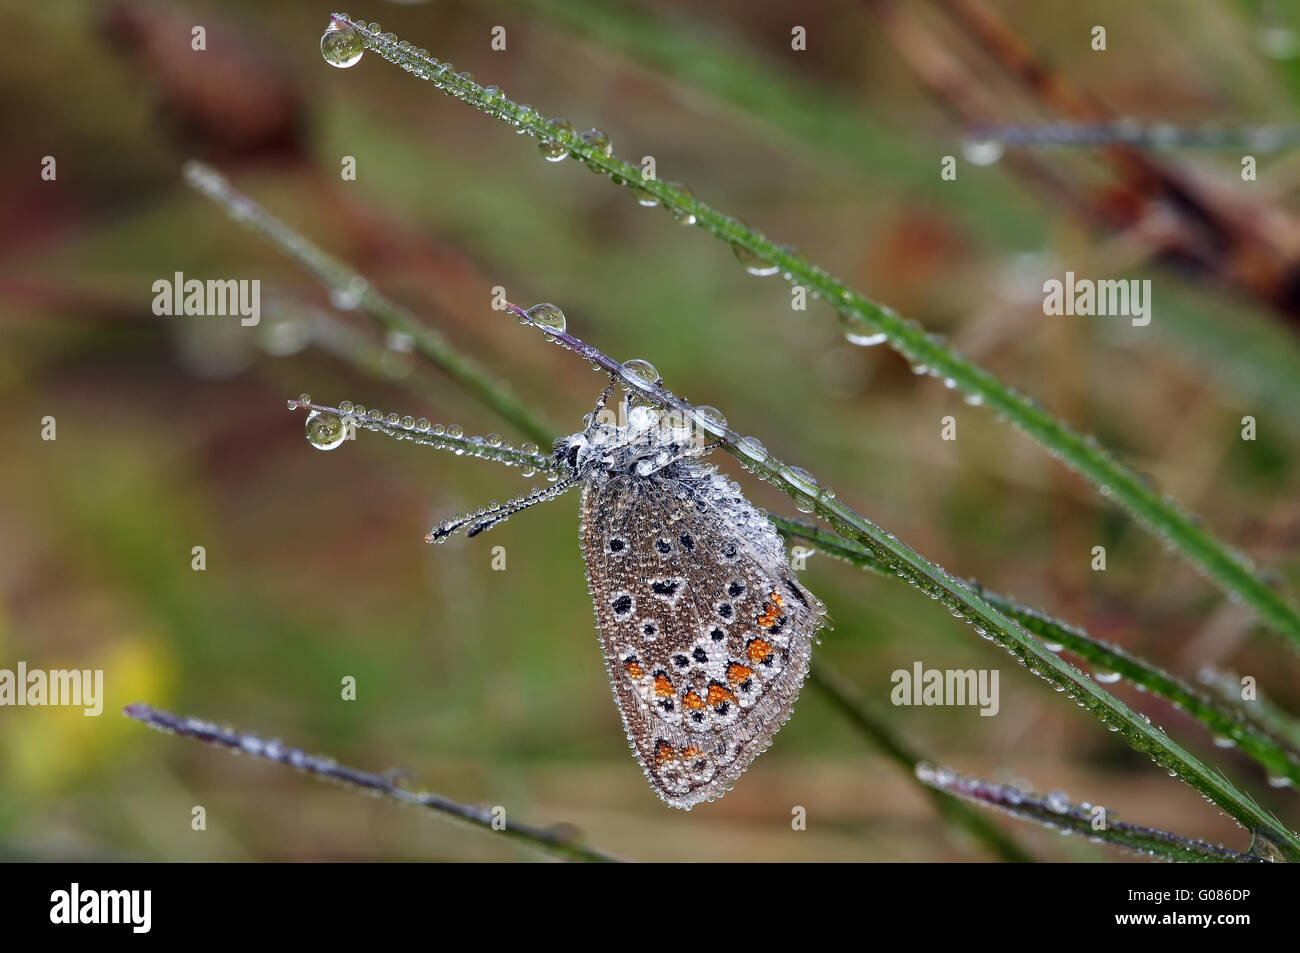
[426,390,826,809]
[580,463,823,808]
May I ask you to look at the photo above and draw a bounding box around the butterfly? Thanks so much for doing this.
[427,380,825,808]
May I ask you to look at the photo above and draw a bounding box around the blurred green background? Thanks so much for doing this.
[4,0,1300,861]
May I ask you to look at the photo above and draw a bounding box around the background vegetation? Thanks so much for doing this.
[3,0,1300,861]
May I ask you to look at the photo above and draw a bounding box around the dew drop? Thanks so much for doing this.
[338,400,354,413]
[1045,790,1070,813]
[447,424,464,438]
[321,22,365,69]
[329,276,368,311]
[627,405,660,430]
[845,329,888,347]
[694,405,727,430]
[1094,670,1122,684]
[961,137,1004,166]
[665,182,697,225]
[525,302,566,332]
[731,243,780,277]
[579,127,612,160]
[621,358,659,385]
[634,181,660,207]
[305,410,348,450]
[539,118,574,161]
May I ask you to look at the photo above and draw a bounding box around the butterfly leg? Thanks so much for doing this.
[426,476,579,543]
[585,376,618,427]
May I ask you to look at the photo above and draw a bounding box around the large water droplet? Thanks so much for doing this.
[526,302,566,332]
[621,358,659,384]
[321,23,365,69]
[305,410,348,450]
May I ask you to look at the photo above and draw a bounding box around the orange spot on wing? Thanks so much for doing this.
[757,589,785,628]
[747,637,773,664]
[726,663,754,685]
[682,690,705,710]
[625,660,645,679]
[654,741,676,765]
[706,682,737,708]
[653,673,674,697]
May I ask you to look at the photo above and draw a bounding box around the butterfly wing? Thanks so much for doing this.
[580,461,824,809]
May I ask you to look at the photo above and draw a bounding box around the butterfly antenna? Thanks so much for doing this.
[426,476,580,543]
[287,398,559,475]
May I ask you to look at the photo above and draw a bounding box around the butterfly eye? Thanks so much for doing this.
[567,444,581,469]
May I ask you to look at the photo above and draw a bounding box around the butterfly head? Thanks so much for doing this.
[554,412,695,480]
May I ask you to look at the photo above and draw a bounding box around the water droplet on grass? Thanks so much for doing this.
[694,405,727,430]
[526,302,566,332]
[731,242,779,276]
[845,328,888,347]
[961,137,1004,166]
[321,22,365,68]
[621,358,659,385]
[539,118,574,161]
[305,410,348,450]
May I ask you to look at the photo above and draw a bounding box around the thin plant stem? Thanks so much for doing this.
[776,517,1300,791]
[327,13,1300,653]
[915,764,1266,863]
[123,703,621,863]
